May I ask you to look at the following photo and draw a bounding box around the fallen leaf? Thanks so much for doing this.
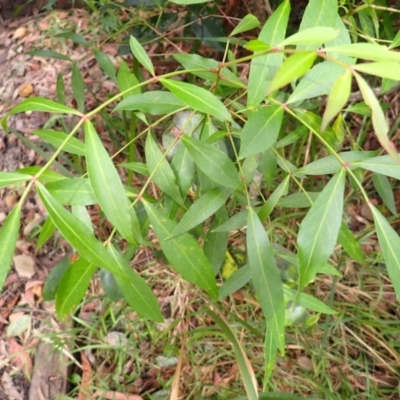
[105,331,128,346]
[14,255,35,279]
[297,355,314,371]
[77,352,93,400]
[13,27,28,40]
[1,371,24,400]
[18,82,34,97]
[7,338,33,379]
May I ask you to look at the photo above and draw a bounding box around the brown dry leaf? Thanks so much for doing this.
[297,355,314,371]
[1,371,24,400]
[7,337,33,379]
[18,82,34,97]
[13,255,35,279]
[13,27,28,40]
[93,391,143,400]
[77,352,93,400]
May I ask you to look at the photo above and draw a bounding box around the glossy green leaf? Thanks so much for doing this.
[373,173,397,215]
[85,121,139,244]
[45,178,97,206]
[95,50,117,82]
[239,106,283,159]
[37,183,126,279]
[353,62,400,81]
[258,176,290,222]
[278,192,320,208]
[371,205,400,301]
[244,40,271,52]
[206,309,259,400]
[218,264,251,299]
[145,132,183,205]
[279,27,339,47]
[321,69,352,131]
[129,36,154,76]
[160,79,231,121]
[72,63,85,113]
[267,52,317,95]
[169,187,232,239]
[325,43,400,63]
[297,169,345,292]
[56,258,97,319]
[0,206,21,290]
[352,155,400,179]
[100,269,123,301]
[114,91,185,115]
[181,135,239,190]
[34,129,86,156]
[36,217,56,251]
[27,49,72,61]
[43,257,70,301]
[204,207,229,274]
[117,60,140,99]
[108,244,163,321]
[338,222,365,264]
[299,0,337,31]
[231,14,260,36]
[247,208,285,353]
[143,201,217,298]
[247,0,290,107]
[0,172,31,189]
[283,287,337,314]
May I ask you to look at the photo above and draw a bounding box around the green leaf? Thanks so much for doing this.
[72,63,85,113]
[297,170,345,292]
[247,208,285,354]
[160,79,231,122]
[129,36,155,76]
[34,129,86,156]
[56,258,97,319]
[117,60,141,99]
[56,73,66,104]
[95,50,117,82]
[258,176,290,222]
[279,27,339,47]
[247,0,290,107]
[325,43,400,63]
[263,327,278,387]
[353,62,400,81]
[145,132,184,205]
[244,40,271,52]
[114,91,185,115]
[45,178,97,206]
[206,309,259,400]
[72,205,93,233]
[85,121,140,244]
[0,206,21,290]
[43,257,70,301]
[299,0,337,33]
[239,106,283,159]
[283,287,337,314]
[26,49,72,61]
[321,69,352,131]
[212,209,248,232]
[278,192,320,208]
[36,217,56,251]
[55,32,90,46]
[373,173,397,216]
[143,201,217,298]
[169,187,232,239]
[231,14,260,36]
[37,183,126,279]
[338,222,365,264]
[0,172,31,189]
[119,162,149,176]
[16,167,65,183]
[267,51,317,95]
[108,244,163,321]
[100,269,123,301]
[371,205,400,301]
[218,264,251,299]
[170,145,194,197]
[352,155,400,179]
[181,135,239,190]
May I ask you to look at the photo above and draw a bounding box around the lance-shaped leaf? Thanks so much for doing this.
[37,183,126,279]
[354,72,397,161]
[129,36,154,76]
[34,129,85,156]
[0,205,21,290]
[267,51,317,95]
[143,201,217,298]
[247,0,290,107]
[351,155,400,179]
[258,176,290,222]
[160,79,231,122]
[297,169,345,292]
[218,264,251,299]
[145,132,183,205]
[283,287,337,314]
[0,172,31,189]
[353,62,400,81]
[279,27,339,47]
[45,178,97,206]
[108,245,163,321]
[117,60,140,99]
[231,14,260,36]
[170,145,194,197]
[85,121,139,244]
[239,106,283,159]
[56,258,97,319]
[36,217,56,251]
[95,50,117,82]
[338,222,365,264]
[181,135,238,190]
[264,327,278,386]
[372,173,397,215]
[72,63,85,113]
[299,0,338,33]
[247,208,285,354]
[371,205,400,301]
[321,69,352,131]
[169,187,231,239]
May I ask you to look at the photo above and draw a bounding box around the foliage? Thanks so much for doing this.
[2,0,400,397]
